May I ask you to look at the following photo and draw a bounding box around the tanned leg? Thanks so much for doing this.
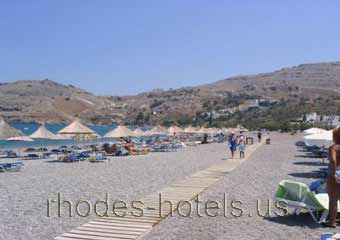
[327,179,338,227]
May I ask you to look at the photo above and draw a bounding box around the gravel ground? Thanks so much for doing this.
[0,141,231,240]
[141,133,331,240]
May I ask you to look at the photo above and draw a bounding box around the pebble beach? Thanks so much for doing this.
[0,133,332,240]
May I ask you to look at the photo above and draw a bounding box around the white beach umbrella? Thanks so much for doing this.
[304,130,333,141]
[303,128,326,135]
[304,130,333,147]
[104,125,136,138]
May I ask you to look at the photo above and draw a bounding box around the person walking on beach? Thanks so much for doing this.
[257,131,262,142]
[324,127,340,228]
[239,139,246,159]
[228,132,237,158]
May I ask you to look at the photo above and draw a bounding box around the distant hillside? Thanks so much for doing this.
[0,80,123,124]
[0,61,339,126]
[121,61,340,125]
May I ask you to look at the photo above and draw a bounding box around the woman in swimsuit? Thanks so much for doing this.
[228,133,237,158]
[325,127,340,228]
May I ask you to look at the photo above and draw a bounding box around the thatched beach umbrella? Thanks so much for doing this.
[0,118,24,140]
[58,119,99,139]
[133,127,144,137]
[144,126,167,136]
[104,125,136,138]
[7,136,34,142]
[30,123,63,139]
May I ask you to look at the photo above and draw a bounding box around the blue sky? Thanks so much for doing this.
[1,0,339,95]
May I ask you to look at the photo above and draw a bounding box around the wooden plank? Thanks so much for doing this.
[100,217,158,224]
[77,226,142,235]
[70,229,137,239]
[106,215,160,221]
[55,143,263,240]
[88,220,152,229]
[55,237,82,240]
[92,219,153,227]
[61,233,123,240]
[82,224,146,233]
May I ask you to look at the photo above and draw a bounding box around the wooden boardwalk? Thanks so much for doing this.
[55,143,262,240]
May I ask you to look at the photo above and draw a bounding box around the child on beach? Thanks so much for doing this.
[239,139,246,159]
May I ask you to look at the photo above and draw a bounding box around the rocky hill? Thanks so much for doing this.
[0,80,123,124]
[0,61,339,125]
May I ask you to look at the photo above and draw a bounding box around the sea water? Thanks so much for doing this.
[0,123,118,149]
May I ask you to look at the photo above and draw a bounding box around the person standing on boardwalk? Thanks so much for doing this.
[228,132,237,159]
[257,131,262,142]
[324,127,340,228]
[239,139,246,159]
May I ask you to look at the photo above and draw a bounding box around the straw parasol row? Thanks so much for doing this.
[0,116,235,141]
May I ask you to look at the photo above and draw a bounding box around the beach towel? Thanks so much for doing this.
[309,179,327,194]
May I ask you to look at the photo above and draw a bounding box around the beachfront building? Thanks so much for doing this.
[301,113,340,127]
[305,112,318,123]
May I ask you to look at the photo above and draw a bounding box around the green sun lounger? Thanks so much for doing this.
[274,180,340,224]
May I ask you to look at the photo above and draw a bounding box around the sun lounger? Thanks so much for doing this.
[0,161,23,172]
[25,153,40,160]
[273,180,340,224]
[151,145,179,152]
[182,141,201,147]
[321,233,340,240]
[2,151,19,158]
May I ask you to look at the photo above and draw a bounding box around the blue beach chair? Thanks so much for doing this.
[0,161,24,172]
